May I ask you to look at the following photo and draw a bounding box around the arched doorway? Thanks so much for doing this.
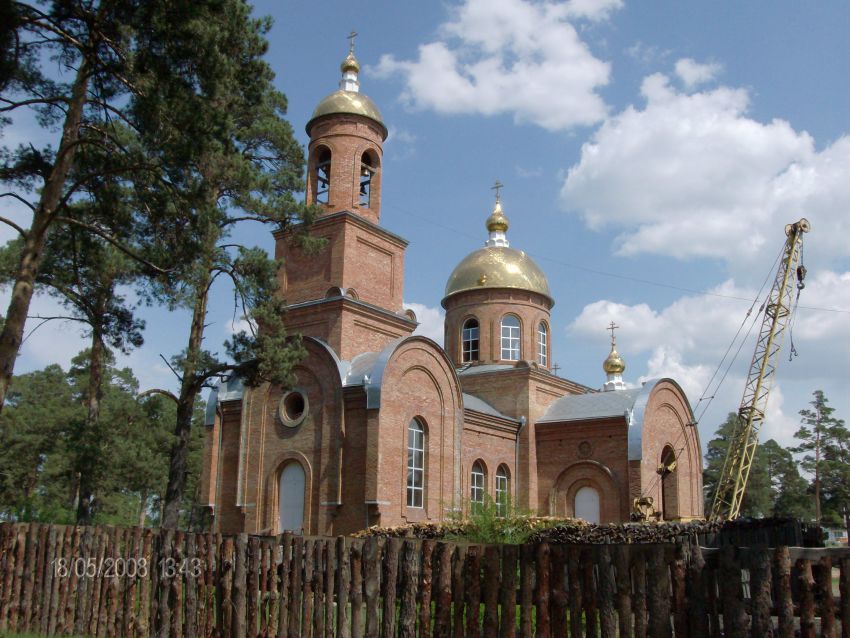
[574,486,601,523]
[660,446,679,520]
[279,462,306,532]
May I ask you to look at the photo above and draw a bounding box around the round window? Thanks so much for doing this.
[279,389,308,428]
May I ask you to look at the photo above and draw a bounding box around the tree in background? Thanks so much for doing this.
[794,391,850,534]
[703,412,809,518]
[0,356,204,526]
[129,0,319,528]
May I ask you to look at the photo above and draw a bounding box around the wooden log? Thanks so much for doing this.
[419,539,436,638]
[704,557,721,638]
[614,545,633,638]
[399,539,419,638]
[771,547,793,638]
[300,539,314,638]
[116,527,131,638]
[57,526,74,636]
[597,545,617,638]
[266,540,278,638]
[816,556,836,638]
[139,529,154,638]
[797,558,816,638]
[451,544,466,638]
[350,539,364,638]
[324,539,337,638]
[535,542,551,638]
[207,533,219,638]
[481,545,500,638]
[19,522,37,633]
[288,535,304,638]
[219,536,235,638]
[259,539,269,638]
[645,546,672,638]
[465,545,482,638]
[313,540,326,638]
[433,542,454,638]
[567,546,583,638]
[632,547,648,638]
[54,526,70,636]
[0,523,17,633]
[184,533,197,638]
[840,558,850,638]
[382,537,402,638]
[247,536,260,638]
[87,527,106,638]
[499,545,517,638]
[233,533,248,638]
[8,523,28,633]
[685,543,709,638]
[277,533,292,638]
[39,524,56,636]
[717,545,747,638]
[108,527,123,638]
[671,542,688,638]
[748,547,773,638]
[32,524,48,632]
[520,544,535,638]
[335,536,351,638]
[582,546,599,638]
[363,537,381,638]
[548,545,566,638]
[97,528,113,638]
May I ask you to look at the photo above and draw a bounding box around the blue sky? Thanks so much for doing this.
[4,0,849,453]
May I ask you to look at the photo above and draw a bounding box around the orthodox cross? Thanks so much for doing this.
[347,30,358,53]
[552,363,561,376]
[491,179,504,202]
[607,321,619,345]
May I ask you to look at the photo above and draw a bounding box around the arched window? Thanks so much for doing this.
[462,318,480,362]
[660,446,679,520]
[501,315,521,361]
[495,465,510,517]
[279,462,306,532]
[537,322,548,367]
[315,147,331,204]
[574,486,600,524]
[406,419,425,508]
[470,461,486,510]
[359,151,378,207]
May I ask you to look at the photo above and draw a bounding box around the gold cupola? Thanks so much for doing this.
[602,322,626,391]
[442,186,552,307]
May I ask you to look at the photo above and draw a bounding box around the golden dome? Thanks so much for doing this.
[442,246,552,306]
[306,91,387,137]
[603,347,626,374]
[340,51,360,74]
[486,201,509,232]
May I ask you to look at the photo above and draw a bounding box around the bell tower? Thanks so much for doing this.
[275,38,415,360]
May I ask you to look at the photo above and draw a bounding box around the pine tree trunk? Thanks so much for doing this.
[76,326,106,525]
[138,490,148,527]
[161,270,211,529]
[0,62,90,412]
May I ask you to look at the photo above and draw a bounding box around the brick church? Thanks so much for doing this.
[199,46,703,535]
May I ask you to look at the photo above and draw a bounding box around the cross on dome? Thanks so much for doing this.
[491,179,504,203]
[607,321,619,345]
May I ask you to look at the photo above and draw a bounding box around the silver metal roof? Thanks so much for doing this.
[462,393,518,422]
[539,388,641,423]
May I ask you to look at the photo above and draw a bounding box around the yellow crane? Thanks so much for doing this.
[709,218,810,521]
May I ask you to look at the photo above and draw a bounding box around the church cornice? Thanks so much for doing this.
[274,210,409,249]
[458,363,593,395]
[285,294,418,331]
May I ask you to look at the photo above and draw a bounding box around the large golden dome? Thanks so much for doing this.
[307,90,386,135]
[443,246,552,305]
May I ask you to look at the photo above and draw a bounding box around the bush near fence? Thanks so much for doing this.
[0,522,848,637]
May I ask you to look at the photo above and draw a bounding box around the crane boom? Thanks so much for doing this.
[709,218,810,521]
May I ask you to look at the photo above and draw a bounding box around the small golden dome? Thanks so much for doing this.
[340,51,360,74]
[485,201,509,233]
[442,246,552,306]
[306,91,387,138]
[603,347,626,374]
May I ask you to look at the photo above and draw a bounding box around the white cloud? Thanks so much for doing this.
[15,294,89,369]
[226,317,256,336]
[625,41,671,67]
[674,58,721,88]
[372,0,615,131]
[561,72,850,272]
[404,301,445,345]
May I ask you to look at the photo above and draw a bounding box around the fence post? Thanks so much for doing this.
[718,546,747,638]
[288,535,304,638]
[464,544,482,638]
[797,558,816,638]
[313,540,326,638]
[549,545,567,638]
[419,539,436,638]
[646,545,672,638]
[614,545,633,638]
[582,546,599,638]
[840,557,850,638]
[816,556,836,638]
[481,544,500,638]
[433,542,454,638]
[499,545,517,638]
[451,544,465,638]
[598,545,617,638]
[277,533,292,638]
[519,544,534,638]
[335,536,351,638]
[350,539,364,638]
[748,547,773,638]
[399,539,420,638]
[363,537,381,638]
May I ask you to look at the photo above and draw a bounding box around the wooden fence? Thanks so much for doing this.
[0,522,849,638]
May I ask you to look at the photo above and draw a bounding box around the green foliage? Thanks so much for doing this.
[0,356,205,527]
[703,412,811,518]
[444,496,563,545]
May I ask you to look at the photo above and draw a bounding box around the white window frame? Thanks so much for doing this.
[495,466,510,517]
[501,315,521,361]
[462,318,480,362]
[470,461,486,509]
[406,419,425,508]
[537,322,548,367]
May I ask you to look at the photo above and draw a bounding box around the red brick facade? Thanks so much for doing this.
[199,59,703,535]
